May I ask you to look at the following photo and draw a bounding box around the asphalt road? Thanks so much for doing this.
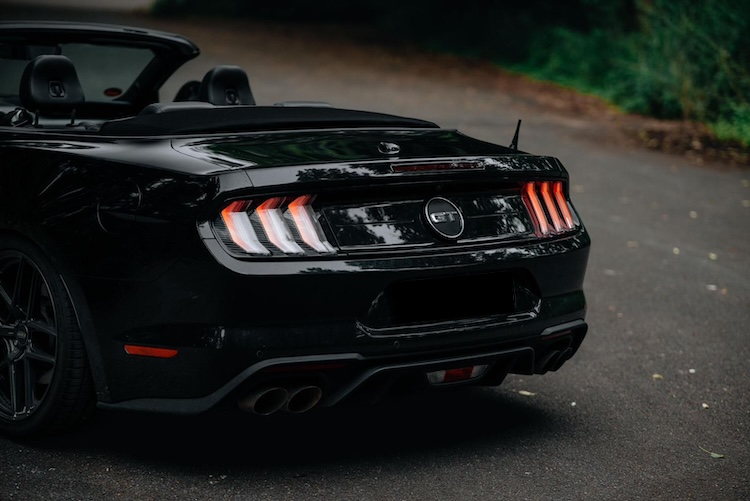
[1,3,749,500]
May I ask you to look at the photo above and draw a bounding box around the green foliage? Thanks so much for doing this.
[150,0,750,146]
[624,0,750,122]
[501,0,750,145]
[712,104,750,146]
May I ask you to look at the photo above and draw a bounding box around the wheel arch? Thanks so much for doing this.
[0,227,112,403]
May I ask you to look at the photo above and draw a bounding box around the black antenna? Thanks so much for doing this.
[509,119,522,151]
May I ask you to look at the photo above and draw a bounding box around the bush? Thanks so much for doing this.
[150,0,750,145]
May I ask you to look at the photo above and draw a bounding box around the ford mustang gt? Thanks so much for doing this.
[0,21,590,436]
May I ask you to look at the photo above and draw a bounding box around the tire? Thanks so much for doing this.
[0,236,94,437]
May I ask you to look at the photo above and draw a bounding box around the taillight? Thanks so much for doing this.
[218,194,335,256]
[522,181,577,237]
[221,200,270,255]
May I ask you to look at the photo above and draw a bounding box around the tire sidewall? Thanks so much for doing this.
[0,235,89,436]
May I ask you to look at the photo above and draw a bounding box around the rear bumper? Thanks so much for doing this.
[98,319,587,415]
[79,229,589,413]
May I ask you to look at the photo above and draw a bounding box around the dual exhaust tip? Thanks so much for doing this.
[237,385,323,416]
[534,347,574,374]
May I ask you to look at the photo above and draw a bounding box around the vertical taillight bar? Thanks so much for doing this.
[523,181,576,236]
[540,182,563,232]
[219,195,335,255]
[553,181,575,229]
[288,195,336,253]
[221,201,271,254]
[523,182,550,236]
[256,198,305,254]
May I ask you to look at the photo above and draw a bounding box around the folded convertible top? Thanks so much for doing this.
[98,105,440,136]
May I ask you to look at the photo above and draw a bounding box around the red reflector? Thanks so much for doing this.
[443,367,475,382]
[426,364,489,384]
[124,345,178,359]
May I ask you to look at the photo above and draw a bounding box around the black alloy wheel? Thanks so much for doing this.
[0,237,93,436]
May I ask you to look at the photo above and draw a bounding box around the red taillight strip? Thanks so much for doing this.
[221,195,335,255]
[553,181,575,229]
[288,195,335,253]
[540,181,563,232]
[124,345,178,359]
[523,182,550,235]
[256,197,305,255]
[523,181,577,236]
[221,201,271,255]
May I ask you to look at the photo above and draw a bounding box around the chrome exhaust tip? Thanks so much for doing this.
[237,387,289,415]
[283,385,323,413]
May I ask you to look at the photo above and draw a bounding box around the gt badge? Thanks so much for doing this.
[424,197,464,239]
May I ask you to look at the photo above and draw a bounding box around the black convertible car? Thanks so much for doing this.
[0,21,590,436]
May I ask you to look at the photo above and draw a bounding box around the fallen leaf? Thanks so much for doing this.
[518,390,536,397]
[699,446,725,459]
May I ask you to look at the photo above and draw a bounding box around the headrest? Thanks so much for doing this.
[19,55,85,113]
[198,65,255,106]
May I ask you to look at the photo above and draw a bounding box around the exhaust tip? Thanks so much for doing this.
[552,347,574,371]
[237,387,289,415]
[284,385,323,413]
[534,350,562,374]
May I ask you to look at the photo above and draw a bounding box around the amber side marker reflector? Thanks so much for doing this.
[124,345,179,359]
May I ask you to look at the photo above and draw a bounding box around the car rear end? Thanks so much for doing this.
[95,127,589,416]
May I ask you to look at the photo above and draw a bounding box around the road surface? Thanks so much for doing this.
[1,3,749,500]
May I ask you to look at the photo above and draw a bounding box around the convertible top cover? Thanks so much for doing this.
[98,105,440,136]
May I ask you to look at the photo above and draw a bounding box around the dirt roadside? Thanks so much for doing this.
[138,14,749,170]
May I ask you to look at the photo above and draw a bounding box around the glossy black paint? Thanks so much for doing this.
[0,22,590,420]
[0,123,590,410]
